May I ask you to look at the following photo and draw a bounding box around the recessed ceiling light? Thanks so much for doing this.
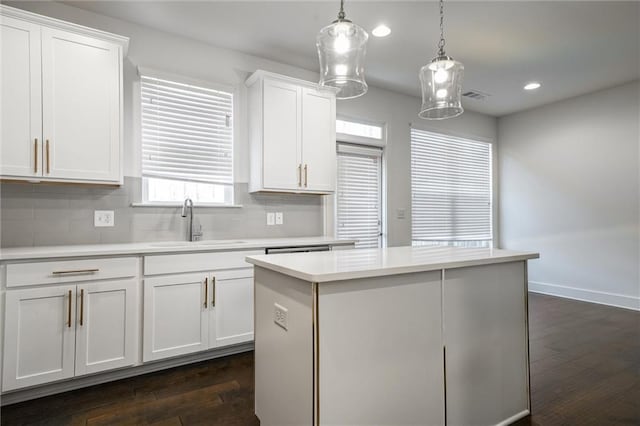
[372,24,391,38]
[524,82,541,91]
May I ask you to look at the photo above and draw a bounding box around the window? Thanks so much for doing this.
[336,119,383,140]
[411,128,492,248]
[141,75,234,204]
[337,143,383,249]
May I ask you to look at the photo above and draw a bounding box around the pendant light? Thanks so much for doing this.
[316,0,368,99]
[419,0,464,119]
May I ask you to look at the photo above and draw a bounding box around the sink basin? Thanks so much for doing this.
[149,240,245,248]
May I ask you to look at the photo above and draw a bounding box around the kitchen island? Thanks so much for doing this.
[246,246,539,426]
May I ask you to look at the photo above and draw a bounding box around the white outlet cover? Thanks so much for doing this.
[267,212,275,226]
[275,212,283,225]
[94,210,115,227]
[396,208,406,219]
[274,303,288,330]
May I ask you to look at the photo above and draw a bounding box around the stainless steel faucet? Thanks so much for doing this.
[181,198,203,241]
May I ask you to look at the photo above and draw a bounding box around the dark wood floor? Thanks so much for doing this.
[2,293,639,425]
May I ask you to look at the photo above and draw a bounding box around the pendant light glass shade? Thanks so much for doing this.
[419,56,464,119]
[316,1,368,99]
[419,0,464,120]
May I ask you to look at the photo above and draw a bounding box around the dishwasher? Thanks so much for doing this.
[264,245,331,255]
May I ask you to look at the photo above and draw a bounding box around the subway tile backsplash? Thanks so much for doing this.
[0,177,324,247]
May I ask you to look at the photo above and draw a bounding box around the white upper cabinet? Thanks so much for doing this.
[0,6,127,185]
[247,70,337,194]
[0,16,42,178]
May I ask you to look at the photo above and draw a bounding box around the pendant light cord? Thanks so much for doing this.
[437,0,446,57]
[338,0,346,20]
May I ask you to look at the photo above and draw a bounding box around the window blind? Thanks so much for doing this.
[141,75,233,186]
[337,144,382,249]
[410,128,492,247]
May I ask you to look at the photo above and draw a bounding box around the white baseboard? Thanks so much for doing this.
[0,342,253,406]
[529,281,640,311]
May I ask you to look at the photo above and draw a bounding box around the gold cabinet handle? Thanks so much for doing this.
[34,138,38,173]
[212,277,216,307]
[304,164,308,187]
[67,290,72,328]
[79,289,84,326]
[204,277,208,308]
[52,268,99,275]
[46,139,50,174]
[298,164,302,187]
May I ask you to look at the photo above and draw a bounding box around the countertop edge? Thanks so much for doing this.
[0,238,356,262]
[246,252,540,283]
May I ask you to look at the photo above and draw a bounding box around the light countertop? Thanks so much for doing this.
[0,237,355,261]
[246,245,539,283]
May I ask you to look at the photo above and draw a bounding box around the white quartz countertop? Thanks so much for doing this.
[246,245,539,283]
[0,237,355,261]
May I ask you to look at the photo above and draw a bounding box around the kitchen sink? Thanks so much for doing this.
[149,240,245,248]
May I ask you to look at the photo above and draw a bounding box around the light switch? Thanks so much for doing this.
[267,212,275,226]
[94,210,115,227]
[275,212,284,225]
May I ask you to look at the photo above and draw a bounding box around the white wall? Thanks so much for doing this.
[7,1,497,247]
[499,81,640,310]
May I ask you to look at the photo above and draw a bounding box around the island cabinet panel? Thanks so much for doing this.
[318,271,445,426]
[443,261,529,426]
[254,267,313,426]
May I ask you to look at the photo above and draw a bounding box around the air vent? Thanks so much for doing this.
[462,90,490,101]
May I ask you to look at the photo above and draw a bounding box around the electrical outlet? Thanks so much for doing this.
[396,208,406,219]
[267,212,275,226]
[275,212,283,225]
[94,210,115,227]
[274,303,288,330]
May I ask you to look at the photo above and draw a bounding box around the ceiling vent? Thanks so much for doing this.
[462,90,490,101]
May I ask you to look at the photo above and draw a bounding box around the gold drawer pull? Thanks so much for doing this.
[34,139,38,173]
[67,290,72,328]
[204,277,208,308]
[52,268,99,275]
[46,139,50,174]
[298,164,302,187]
[79,289,85,326]
[212,277,216,307]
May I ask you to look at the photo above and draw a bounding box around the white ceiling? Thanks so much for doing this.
[60,1,639,116]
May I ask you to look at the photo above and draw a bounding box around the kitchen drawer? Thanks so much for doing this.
[144,250,262,276]
[6,257,139,288]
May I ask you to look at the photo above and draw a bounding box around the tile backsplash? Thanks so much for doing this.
[0,177,324,247]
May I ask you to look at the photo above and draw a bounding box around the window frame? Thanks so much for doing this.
[409,125,496,248]
[135,67,240,208]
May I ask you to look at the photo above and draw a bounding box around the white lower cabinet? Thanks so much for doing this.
[144,268,254,362]
[2,278,137,391]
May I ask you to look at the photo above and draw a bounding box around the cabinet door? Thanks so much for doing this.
[0,16,42,178]
[301,87,336,192]
[41,27,120,182]
[443,262,529,425]
[2,285,76,391]
[262,78,301,190]
[210,269,254,348]
[143,273,208,361]
[75,279,137,376]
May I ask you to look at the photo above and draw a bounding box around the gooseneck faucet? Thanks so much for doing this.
[181,198,202,241]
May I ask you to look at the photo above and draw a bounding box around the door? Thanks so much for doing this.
[41,27,120,182]
[210,269,254,348]
[301,87,336,192]
[0,16,42,178]
[75,279,137,376]
[262,78,301,190]
[143,273,209,361]
[2,285,76,391]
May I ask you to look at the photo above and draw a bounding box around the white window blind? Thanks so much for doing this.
[337,143,383,249]
[141,75,234,204]
[411,128,492,247]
